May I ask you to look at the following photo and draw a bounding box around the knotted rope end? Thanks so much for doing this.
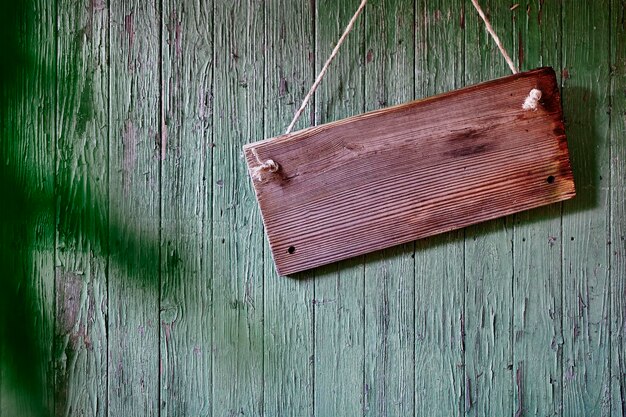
[523,88,542,111]
[250,148,280,181]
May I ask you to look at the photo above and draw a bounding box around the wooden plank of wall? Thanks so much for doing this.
[108,1,161,415]
[511,1,563,415]
[414,0,465,415]
[561,0,612,415]
[611,0,626,414]
[363,0,415,415]
[463,0,514,414]
[55,0,108,416]
[0,1,56,415]
[160,2,212,416]
[212,1,264,415]
[263,1,314,415]
[313,1,365,415]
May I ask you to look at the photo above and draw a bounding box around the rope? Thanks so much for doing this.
[250,148,279,181]
[469,0,518,75]
[285,0,368,134]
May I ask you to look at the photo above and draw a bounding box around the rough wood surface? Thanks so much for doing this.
[160,1,213,416]
[511,1,563,415]
[2,1,624,417]
[55,0,108,416]
[611,1,626,415]
[108,1,161,416]
[0,1,55,416]
[561,1,612,416]
[263,0,315,415]
[212,1,264,415]
[245,67,575,275]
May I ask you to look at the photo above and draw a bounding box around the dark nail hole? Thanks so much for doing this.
[287,246,296,254]
[547,175,555,184]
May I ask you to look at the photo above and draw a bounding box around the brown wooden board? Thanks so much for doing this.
[244,67,575,276]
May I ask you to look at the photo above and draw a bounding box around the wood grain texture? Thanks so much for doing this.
[55,0,108,416]
[212,1,264,416]
[363,1,415,416]
[108,1,161,416]
[511,1,563,416]
[561,1,612,416]
[413,1,465,415]
[160,2,212,416]
[263,1,314,415]
[313,1,366,416]
[463,1,515,415]
[611,1,626,415]
[0,1,56,415]
[2,2,625,416]
[245,68,575,276]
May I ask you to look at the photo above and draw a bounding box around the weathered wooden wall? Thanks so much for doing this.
[0,0,623,416]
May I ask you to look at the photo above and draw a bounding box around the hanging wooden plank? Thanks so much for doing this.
[244,67,575,276]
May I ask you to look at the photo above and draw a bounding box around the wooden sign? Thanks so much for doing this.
[244,67,575,275]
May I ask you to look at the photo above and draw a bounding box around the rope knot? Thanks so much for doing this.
[523,88,542,111]
[250,148,280,181]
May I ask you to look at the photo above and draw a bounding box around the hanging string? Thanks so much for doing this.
[285,0,368,134]
[469,0,518,75]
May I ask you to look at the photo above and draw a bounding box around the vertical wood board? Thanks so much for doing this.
[611,1,626,416]
[212,1,265,415]
[511,1,564,416]
[263,0,315,415]
[561,0,612,415]
[108,1,161,416]
[55,0,109,415]
[0,1,56,416]
[160,2,213,416]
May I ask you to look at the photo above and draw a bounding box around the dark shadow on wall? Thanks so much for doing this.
[0,1,54,415]
[561,86,601,214]
[0,1,164,415]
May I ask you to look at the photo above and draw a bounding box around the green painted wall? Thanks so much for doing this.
[0,0,624,416]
